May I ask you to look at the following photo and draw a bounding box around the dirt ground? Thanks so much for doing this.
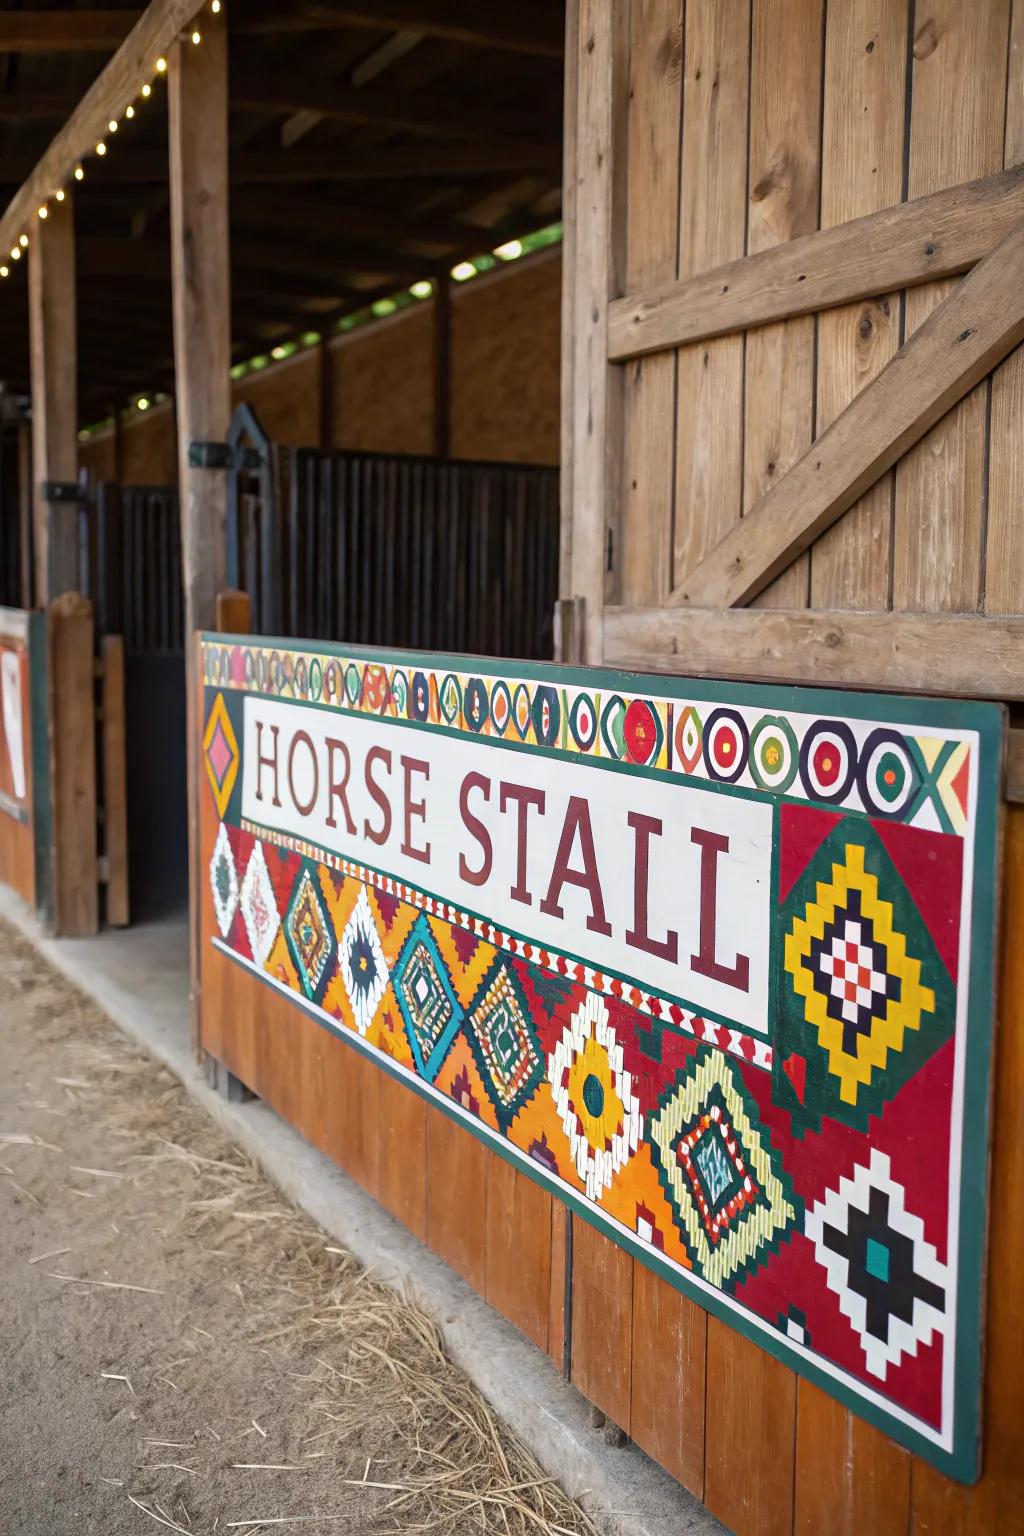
[0,922,601,1536]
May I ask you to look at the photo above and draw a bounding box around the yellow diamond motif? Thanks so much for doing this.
[202,691,239,820]
[784,842,936,1109]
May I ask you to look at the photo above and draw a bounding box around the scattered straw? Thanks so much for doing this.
[28,1246,70,1265]
[45,1272,164,1295]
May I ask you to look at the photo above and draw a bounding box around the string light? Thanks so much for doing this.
[125,105,135,119]
[137,397,151,412]
[74,165,84,181]
[55,189,65,201]
[19,234,27,248]
[191,29,201,44]
[11,247,20,261]
[211,0,221,13]
[142,83,152,98]
[0,266,8,278]
[38,205,47,219]
[108,119,118,133]
[155,56,167,72]
[96,141,107,156]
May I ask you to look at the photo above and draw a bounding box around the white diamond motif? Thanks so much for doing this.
[240,840,280,969]
[339,884,389,1037]
[209,822,239,939]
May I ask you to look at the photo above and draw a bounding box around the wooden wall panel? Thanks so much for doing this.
[619,0,683,607]
[485,1155,555,1354]
[892,1,1011,614]
[704,1321,796,1536]
[425,1104,489,1295]
[672,0,749,589]
[744,0,821,611]
[629,1262,706,1498]
[570,1218,633,1432]
[810,0,907,610]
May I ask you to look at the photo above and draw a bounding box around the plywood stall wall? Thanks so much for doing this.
[561,1,1024,1532]
[79,250,562,481]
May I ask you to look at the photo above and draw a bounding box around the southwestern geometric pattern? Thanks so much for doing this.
[201,641,1002,1484]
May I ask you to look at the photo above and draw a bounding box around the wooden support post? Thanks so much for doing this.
[100,634,129,927]
[168,21,230,1044]
[28,189,78,604]
[215,588,252,636]
[48,592,97,937]
[16,420,33,608]
[433,270,452,458]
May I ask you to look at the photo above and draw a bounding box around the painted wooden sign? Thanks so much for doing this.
[199,636,1002,1481]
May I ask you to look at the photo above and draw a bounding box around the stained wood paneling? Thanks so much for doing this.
[570,1218,633,1432]
[744,0,822,610]
[377,1069,427,1242]
[630,1262,706,1498]
[672,0,749,589]
[485,1155,554,1354]
[811,0,908,609]
[704,1319,796,1536]
[794,1382,909,1535]
[426,1102,489,1294]
[619,0,682,607]
[892,0,1011,614]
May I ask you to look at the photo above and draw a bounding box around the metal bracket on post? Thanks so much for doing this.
[41,480,87,503]
[188,440,265,471]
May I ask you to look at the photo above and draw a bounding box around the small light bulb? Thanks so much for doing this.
[155,56,167,72]
[96,141,107,156]
[108,118,118,133]
[191,29,201,44]
[55,188,65,201]
[137,397,151,412]
[142,82,152,98]
[11,247,20,261]
[0,266,8,279]
[211,0,221,13]
[38,205,47,219]
[19,234,28,248]
[74,165,84,181]
[125,104,135,119]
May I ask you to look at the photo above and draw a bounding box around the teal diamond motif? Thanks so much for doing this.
[394,913,462,1081]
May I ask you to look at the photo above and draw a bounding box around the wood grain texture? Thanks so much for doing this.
[48,593,97,938]
[910,808,1024,1531]
[630,1262,706,1499]
[985,0,1024,616]
[485,1155,553,1353]
[672,0,749,592]
[100,634,129,928]
[670,215,1024,610]
[426,1104,488,1294]
[608,164,1024,359]
[704,1319,796,1536]
[557,0,578,614]
[377,1069,427,1242]
[28,192,78,603]
[744,0,821,610]
[794,1381,910,1534]
[565,0,628,659]
[548,1202,570,1370]
[570,1218,633,1432]
[619,0,682,608]
[604,604,1024,697]
[892,0,1011,614]
[811,0,908,610]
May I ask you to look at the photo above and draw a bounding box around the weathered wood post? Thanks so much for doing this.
[168,20,230,1040]
[28,189,78,605]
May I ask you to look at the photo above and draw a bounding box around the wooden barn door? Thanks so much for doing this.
[560,1,1024,1531]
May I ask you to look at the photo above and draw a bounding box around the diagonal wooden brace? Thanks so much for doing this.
[669,214,1024,610]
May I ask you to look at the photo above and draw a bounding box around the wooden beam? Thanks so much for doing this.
[671,216,1024,610]
[28,191,78,603]
[231,75,559,154]
[605,606,1024,701]
[48,592,98,938]
[168,25,230,1049]
[563,0,628,663]
[0,0,215,264]
[240,0,564,57]
[0,11,137,53]
[609,163,1024,361]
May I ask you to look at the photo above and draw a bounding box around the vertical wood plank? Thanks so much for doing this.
[377,1070,427,1241]
[548,1202,570,1371]
[557,0,579,619]
[168,22,231,1049]
[485,1154,553,1353]
[795,1381,910,1534]
[811,0,908,610]
[28,190,78,604]
[704,1319,796,1536]
[630,1262,706,1499]
[892,0,1011,614]
[619,0,683,608]
[425,1105,488,1295]
[744,0,822,609]
[570,1218,633,1432]
[910,809,1024,1532]
[672,0,750,588]
[100,633,129,928]
[48,592,97,938]
[984,0,1024,615]
[567,0,628,662]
